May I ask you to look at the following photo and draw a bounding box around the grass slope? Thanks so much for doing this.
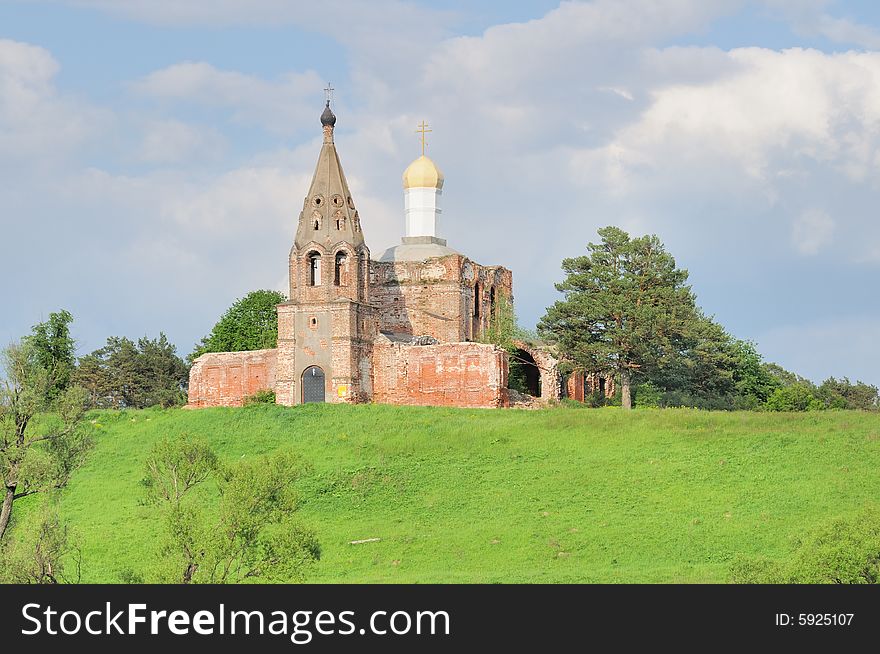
[41,404,880,583]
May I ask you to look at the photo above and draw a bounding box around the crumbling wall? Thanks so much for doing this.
[370,255,514,343]
[372,336,508,408]
[187,349,278,408]
[370,257,465,342]
[511,340,561,402]
[565,371,616,401]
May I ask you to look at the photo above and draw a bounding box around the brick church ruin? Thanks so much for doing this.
[188,101,612,408]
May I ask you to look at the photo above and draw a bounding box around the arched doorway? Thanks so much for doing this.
[302,366,325,403]
[510,349,540,397]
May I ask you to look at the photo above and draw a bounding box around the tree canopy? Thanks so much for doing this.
[74,333,189,409]
[25,310,76,402]
[539,226,699,408]
[143,434,319,583]
[0,340,91,541]
[190,290,287,363]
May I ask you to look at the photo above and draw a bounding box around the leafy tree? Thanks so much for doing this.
[728,339,780,407]
[0,341,91,541]
[816,377,878,411]
[644,313,736,404]
[0,503,80,584]
[25,310,76,402]
[143,435,319,583]
[650,326,781,410]
[190,290,287,363]
[74,334,189,409]
[539,226,699,409]
[765,382,823,412]
[763,362,811,388]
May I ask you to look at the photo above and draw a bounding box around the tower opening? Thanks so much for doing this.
[308,252,321,286]
[334,251,347,286]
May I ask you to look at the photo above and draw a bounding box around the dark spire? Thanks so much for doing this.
[320,101,336,127]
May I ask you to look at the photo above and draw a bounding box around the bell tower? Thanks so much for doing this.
[276,95,375,405]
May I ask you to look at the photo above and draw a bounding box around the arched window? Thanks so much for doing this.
[489,286,496,318]
[334,251,348,286]
[474,281,481,319]
[308,252,321,286]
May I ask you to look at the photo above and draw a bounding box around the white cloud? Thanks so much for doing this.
[131,62,323,137]
[138,119,226,164]
[0,38,107,168]
[791,208,834,255]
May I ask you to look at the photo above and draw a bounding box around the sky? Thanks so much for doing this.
[2,0,880,385]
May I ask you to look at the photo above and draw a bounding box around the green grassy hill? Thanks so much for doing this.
[30,404,880,583]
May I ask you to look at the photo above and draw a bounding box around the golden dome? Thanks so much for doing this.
[402,155,444,190]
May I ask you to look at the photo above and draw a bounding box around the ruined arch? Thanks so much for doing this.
[510,348,540,396]
[508,340,562,403]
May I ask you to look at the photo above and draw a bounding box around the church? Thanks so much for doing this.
[187,101,517,408]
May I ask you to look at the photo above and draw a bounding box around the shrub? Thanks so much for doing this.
[634,381,661,408]
[731,507,880,583]
[243,389,276,405]
[765,382,823,412]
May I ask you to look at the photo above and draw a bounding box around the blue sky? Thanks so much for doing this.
[2,0,879,385]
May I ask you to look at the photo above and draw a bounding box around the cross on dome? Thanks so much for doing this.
[416,120,432,156]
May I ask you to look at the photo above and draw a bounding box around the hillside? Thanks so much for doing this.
[28,404,880,583]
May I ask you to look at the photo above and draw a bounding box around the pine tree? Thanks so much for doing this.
[539,226,699,409]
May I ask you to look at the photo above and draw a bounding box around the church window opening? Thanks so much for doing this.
[331,194,344,208]
[308,252,321,286]
[474,282,481,319]
[472,281,481,339]
[334,252,348,286]
[309,316,318,329]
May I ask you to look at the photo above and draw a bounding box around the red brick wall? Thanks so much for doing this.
[372,338,508,408]
[566,373,585,402]
[565,372,615,401]
[370,255,514,343]
[187,349,278,408]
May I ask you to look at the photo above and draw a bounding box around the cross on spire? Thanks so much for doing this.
[416,120,432,156]
[324,83,335,106]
